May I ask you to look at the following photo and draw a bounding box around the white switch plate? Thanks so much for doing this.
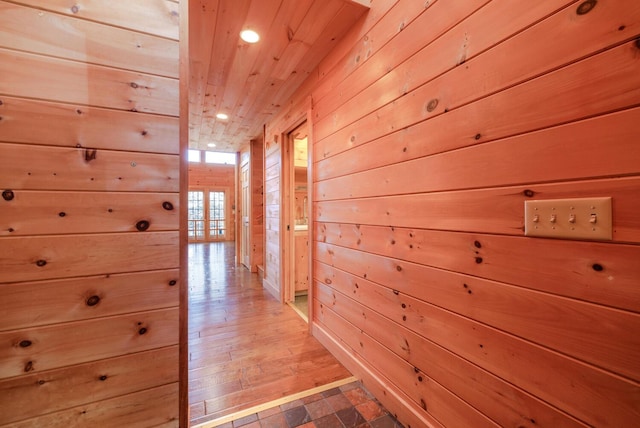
[524,197,612,241]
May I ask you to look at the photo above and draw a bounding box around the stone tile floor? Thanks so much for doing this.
[217,381,405,428]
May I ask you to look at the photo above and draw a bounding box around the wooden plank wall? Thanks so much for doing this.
[238,138,264,271]
[0,1,181,426]
[188,163,235,189]
[251,138,265,272]
[268,0,640,427]
[263,132,283,298]
[188,163,236,241]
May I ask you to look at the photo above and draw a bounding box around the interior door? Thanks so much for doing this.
[241,163,250,268]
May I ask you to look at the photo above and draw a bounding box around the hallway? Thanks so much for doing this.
[187,242,353,426]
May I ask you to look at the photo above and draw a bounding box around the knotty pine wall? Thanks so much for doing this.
[267,0,640,427]
[240,139,265,272]
[251,140,265,272]
[263,131,283,297]
[0,1,181,426]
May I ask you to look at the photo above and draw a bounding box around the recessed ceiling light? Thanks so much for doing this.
[216,113,229,120]
[240,29,260,44]
[208,143,216,148]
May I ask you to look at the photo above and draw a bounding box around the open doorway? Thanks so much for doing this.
[284,121,310,321]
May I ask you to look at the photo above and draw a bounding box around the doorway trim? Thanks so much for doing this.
[280,105,314,325]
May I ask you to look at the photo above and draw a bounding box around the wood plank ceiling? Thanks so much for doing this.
[188,0,369,153]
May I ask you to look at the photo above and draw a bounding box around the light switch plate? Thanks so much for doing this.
[524,197,612,241]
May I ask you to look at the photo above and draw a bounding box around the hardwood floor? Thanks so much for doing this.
[188,242,352,426]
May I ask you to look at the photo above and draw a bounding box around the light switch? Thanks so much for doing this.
[524,197,612,241]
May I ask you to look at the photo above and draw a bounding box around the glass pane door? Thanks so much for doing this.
[188,191,205,241]
[209,191,226,240]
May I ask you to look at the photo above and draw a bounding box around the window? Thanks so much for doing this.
[188,149,201,163]
[205,151,236,165]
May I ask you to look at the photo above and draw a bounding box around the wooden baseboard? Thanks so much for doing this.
[311,323,440,428]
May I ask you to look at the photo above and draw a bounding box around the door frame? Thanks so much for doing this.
[281,112,313,316]
[240,155,251,269]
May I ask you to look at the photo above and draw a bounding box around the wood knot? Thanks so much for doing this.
[523,189,535,197]
[130,82,139,89]
[59,212,66,217]
[592,263,604,272]
[71,4,79,13]
[138,327,148,335]
[474,133,482,140]
[2,189,15,201]
[576,0,597,15]
[99,375,108,381]
[396,265,402,272]
[86,295,101,306]
[84,149,97,162]
[135,220,150,232]
[169,280,177,286]
[162,201,174,211]
[19,340,32,348]
[474,240,482,248]
[475,257,483,264]
[36,259,47,267]
[24,361,34,372]
[426,98,439,112]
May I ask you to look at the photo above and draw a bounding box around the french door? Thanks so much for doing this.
[188,189,228,242]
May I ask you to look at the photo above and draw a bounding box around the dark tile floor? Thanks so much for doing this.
[217,381,404,428]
